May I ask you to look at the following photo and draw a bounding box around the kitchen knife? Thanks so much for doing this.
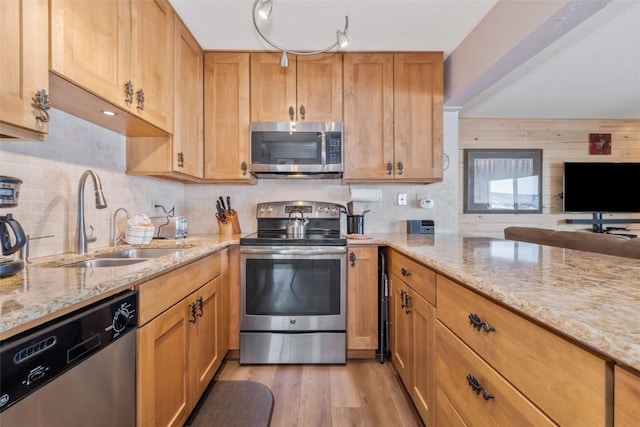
[227,196,232,213]
[219,196,226,211]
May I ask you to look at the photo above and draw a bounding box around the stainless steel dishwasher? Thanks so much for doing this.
[0,290,138,426]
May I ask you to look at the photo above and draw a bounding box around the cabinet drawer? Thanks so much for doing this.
[137,252,221,325]
[436,322,555,427]
[437,275,611,426]
[388,249,435,305]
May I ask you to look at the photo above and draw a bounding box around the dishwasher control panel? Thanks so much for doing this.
[0,290,138,412]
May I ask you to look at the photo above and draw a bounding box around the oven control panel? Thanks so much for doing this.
[256,201,342,219]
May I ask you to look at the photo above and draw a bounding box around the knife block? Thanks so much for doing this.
[226,211,241,234]
[216,218,233,236]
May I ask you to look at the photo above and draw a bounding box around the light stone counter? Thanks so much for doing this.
[0,235,239,340]
[350,233,640,371]
[3,233,640,372]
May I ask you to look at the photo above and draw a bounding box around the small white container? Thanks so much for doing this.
[124,225,155,244]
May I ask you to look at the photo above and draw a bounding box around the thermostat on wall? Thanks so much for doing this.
[407,220,435,234]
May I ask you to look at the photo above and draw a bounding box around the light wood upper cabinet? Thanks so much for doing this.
[172,15,203,178]
[0,0,49,140]
[50,0,130,111]
[343,52,443,183]
[126,12,202,182]
[343,53,394,181]
[203,52,255,183]
[250,52,342,122]
[130,0,174,132]
[346,246,379,351]
[49,0,173,135]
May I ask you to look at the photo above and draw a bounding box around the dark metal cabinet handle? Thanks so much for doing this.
[136,88,145,111]
[404,293,411,314]
[400,290,406,308]
[349,251,356,267]
[197,297,204,317]
[386,162,393,175]
[288,106,295,120]
[400,267,411,277]
[397,161,404,175]
[241,161,248,176]
[124,81,134,105]
[189,303,197,323]
[33,89,51,123]
[467,374,494,400]
[469,313,496,332]
[299,105,306,121]
[177,152,185,168]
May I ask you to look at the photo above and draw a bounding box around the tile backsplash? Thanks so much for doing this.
[1,109,459,260]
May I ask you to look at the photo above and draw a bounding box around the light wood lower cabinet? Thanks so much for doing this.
[136,252,226,427]
[346,245,379,351]
[437,274,612,426]
[388,249,436,426]
[614,366,640,426]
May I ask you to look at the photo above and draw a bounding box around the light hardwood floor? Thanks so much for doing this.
[215,359,423,427]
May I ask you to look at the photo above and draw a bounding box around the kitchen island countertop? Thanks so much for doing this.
[2,233,640,373]
[351,233,640,371]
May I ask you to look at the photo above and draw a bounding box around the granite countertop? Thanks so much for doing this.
[0,235,239,340]
[2,232,640,372]
[356,233,640,371]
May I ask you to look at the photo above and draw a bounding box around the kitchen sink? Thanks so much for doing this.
[94,248,188,259]
[63,259,147,268]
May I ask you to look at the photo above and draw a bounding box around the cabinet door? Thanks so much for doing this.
[189,277,222,402]
[296,53,343,121]
[342,53,394,181]
[0,0,49,139]
[615,366,640,427]
[203,52,254,182]
[346,246,378,350]
[410,288,436,426]
[50,0,130,111]
[250,52,297,121]
[393,53,443,182]
[390,273,411,388]
[130,0,174,132]
[174,15,203,178]
[137,300,189,427]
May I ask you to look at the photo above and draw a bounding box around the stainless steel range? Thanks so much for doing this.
[239,201,347,364]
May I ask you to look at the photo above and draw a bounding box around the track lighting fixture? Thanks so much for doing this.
[251,0,349,67]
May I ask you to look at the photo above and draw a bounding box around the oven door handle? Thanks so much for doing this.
[240,246,346,255]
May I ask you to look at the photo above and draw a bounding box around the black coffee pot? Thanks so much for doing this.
[1,213,27,256]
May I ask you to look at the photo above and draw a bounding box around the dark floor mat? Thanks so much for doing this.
[185,380,274,427]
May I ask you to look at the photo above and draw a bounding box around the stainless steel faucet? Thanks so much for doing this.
[75,170,108,254]
[112,208,130,247]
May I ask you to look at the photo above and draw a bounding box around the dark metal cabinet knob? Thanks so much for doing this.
[124,81,134,105]
[397,161,404,175]
[288,106,295,120]
[241,161,248,176]
[349,251,356,267]
[299,105,306,121]
[136,88,145,111]
[469,313,496,332]
[467,374,494,400]
[386,162,393,175]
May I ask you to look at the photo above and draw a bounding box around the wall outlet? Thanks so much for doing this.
[397,193,407,206]
[420,199,435,209]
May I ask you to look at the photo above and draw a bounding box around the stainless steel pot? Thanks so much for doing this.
[286,211,309,238]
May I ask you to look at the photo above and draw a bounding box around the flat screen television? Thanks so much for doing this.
[563,162,640,213]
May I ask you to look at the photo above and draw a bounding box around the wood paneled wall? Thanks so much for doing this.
[458,118,640,235]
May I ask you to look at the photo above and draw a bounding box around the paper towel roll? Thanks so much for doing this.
[350,188,382,202]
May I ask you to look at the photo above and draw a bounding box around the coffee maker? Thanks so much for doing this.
[0,176,27,277]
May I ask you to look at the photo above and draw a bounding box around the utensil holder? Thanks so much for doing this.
[217,219,233,236]
[226,211,241,234]
[347,215,365,234]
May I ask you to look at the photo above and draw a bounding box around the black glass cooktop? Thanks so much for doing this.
[240,231,346,246]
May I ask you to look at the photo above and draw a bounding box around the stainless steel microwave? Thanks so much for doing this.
[249,122,344,178]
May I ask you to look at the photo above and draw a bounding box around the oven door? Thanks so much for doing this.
[240,246,346,332]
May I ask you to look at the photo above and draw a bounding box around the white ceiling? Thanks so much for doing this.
[170,0,640,120]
